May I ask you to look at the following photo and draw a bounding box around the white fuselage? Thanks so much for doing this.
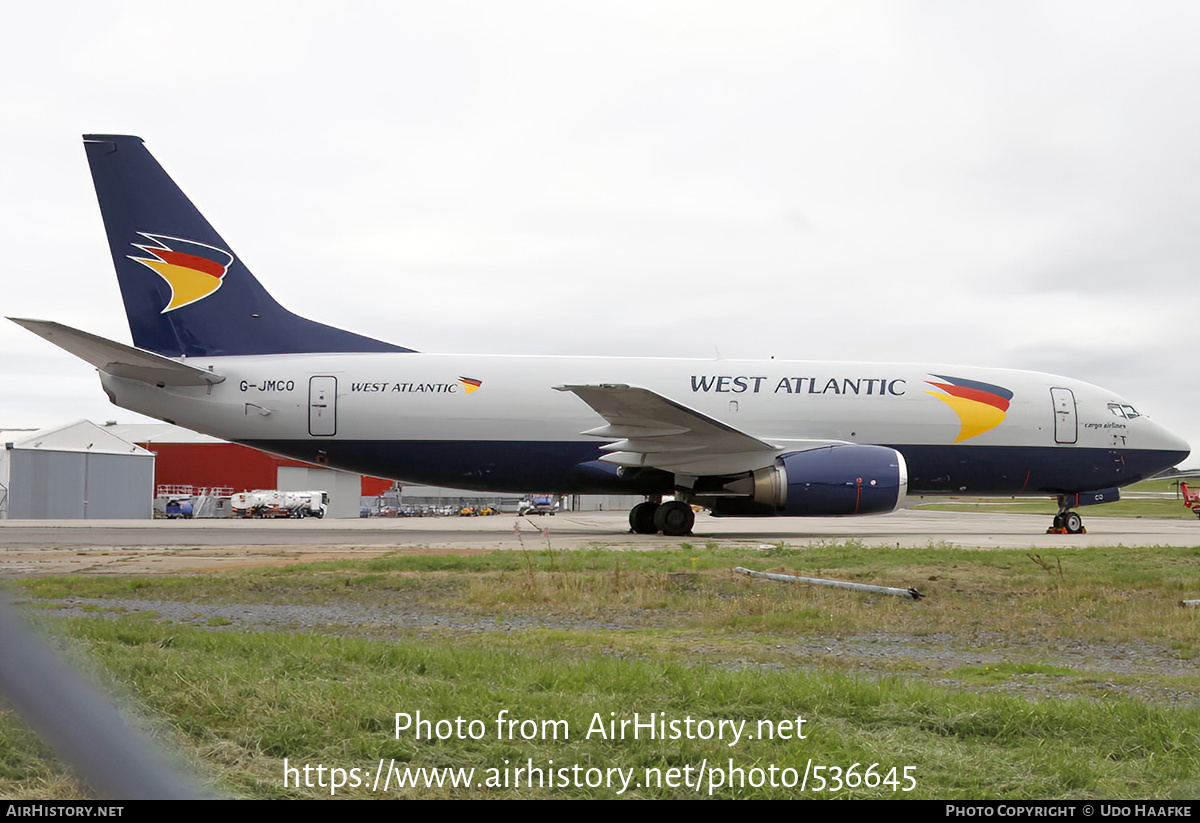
[99,352,1189,497]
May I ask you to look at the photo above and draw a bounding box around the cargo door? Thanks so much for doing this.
[1051,387,1077,444]
[309,376,337,436]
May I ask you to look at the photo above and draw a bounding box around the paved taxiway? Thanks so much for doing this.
[0,509,1196,576]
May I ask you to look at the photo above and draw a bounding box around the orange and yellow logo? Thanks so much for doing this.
[458,376,483,394]
[925,374,1013,442]
[128,234,233,313]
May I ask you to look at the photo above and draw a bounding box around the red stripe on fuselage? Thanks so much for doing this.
[928,382,1010,411]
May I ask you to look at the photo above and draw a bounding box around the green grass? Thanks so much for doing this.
[915,477,1200,520]
[4,619,1199,799]
[4,541,1200,799]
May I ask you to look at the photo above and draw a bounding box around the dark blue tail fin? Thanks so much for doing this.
[83,135,410,357]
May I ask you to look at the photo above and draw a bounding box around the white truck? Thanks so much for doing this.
[231,490,328,519]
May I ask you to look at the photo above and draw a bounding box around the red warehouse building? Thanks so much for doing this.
[102,423,392,517]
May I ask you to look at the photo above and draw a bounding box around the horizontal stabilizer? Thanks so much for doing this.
[10,318,225,387]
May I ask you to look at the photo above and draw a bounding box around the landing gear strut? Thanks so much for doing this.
[628,499,695,536]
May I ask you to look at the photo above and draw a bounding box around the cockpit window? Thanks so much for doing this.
[1108,404,1126,418]
[1121,405,1140,419]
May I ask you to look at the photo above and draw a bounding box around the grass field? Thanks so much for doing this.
[3,538,1199,799]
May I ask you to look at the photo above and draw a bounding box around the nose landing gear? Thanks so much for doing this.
[1047,502,1086,535]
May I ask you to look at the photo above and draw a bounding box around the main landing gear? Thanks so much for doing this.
[1047,500,1085,535]
[629,499,695,537]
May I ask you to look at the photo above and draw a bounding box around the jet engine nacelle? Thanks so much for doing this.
[709,444,908,517]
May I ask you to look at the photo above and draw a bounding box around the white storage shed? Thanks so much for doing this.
[0,421,154,519]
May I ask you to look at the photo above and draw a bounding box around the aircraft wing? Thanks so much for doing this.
[10,318,225,387]
[555,383,813,476]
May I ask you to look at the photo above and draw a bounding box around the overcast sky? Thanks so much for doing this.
[2,1,1197,465]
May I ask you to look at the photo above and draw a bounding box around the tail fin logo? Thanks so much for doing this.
[128,233,233,313]
[925,374,1013,443]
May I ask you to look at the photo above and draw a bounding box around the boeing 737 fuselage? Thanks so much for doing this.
[12,136,1190,536]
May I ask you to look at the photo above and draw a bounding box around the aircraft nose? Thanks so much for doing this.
[1154,421,1191,464]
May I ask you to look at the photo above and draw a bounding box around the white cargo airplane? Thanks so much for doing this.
[12,136,1190,536]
